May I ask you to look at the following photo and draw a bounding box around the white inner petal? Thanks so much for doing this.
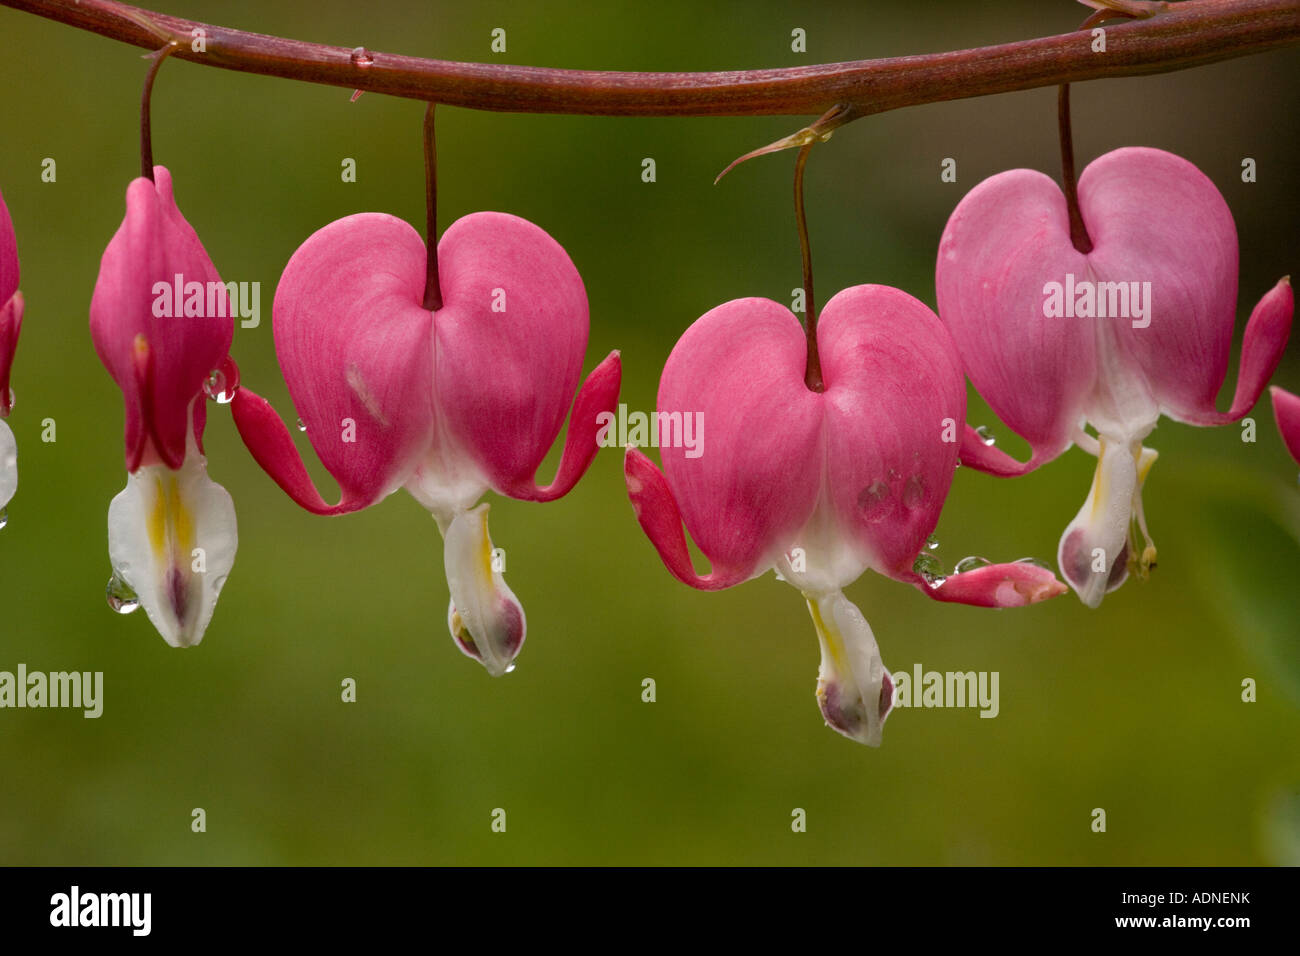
[403,440,488,533]
[809,589,892,747]
[107,442,237,648]
[1082,261,1160,442]
[773,479,872,594]
[443,503,526,676]
[0,418,16,511]
[1057,436,1139,608]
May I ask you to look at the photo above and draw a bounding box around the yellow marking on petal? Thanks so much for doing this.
[479,511,494,585]
[1136,446,1158,484]
[806,594,847,674]
[1088,437,1108,521]
[146,473,195,563]
[147,475,167,557]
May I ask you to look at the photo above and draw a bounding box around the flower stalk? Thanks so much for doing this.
[2,0,1296,120]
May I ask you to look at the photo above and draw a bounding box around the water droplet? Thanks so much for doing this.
[202,355,240,404]
[1015,557,1051,569]
[351,46,374,67]
[911,551,946,588]
[0,507,7,530]
[202,368,228,402]
[857,481,891,523]
[975,424,996,447]
[296,417,307,432]
[902,474,926,509]
[953,555,992,574]
[105,569,140,614]
[504,662,517,674]
[925,534,939,551]
[5,387,13,410]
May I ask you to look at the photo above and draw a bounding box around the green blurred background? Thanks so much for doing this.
[0,0,1297,865]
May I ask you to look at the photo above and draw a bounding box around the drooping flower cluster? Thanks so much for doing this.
[18,64,1286,751]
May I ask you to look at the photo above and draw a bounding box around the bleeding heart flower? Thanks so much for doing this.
[937,146,1293,607]
[0,186,22,517]
[232,211,620,676]
[1272,386,1300,468]
[90,165,237,647]
[625,285,1066,747]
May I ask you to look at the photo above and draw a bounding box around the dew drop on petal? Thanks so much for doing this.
[202,368,227,402]
[953,555,992,574]
[925,533,940,551]
[202,356,240,404]
[296,417,307,432]
[912,551,946,587]
[106,569,140,614]
[0,507,7,530]
[1015,557,1051,569]
[857,480,891,523]
[504,662,517,674]
[975,424,996,447]
[6,387,13,410]
[902,474,926,510]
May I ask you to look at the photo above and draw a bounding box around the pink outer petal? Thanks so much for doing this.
[0,291,21,418]
[90,167,233,471]
[1080,147,1239,423]
[654,298,824,584]
[1271,385,1300,466]
[432,212,592,496]
[1173,278,1292,427]
[0,187,18,309]
[936,168,1093,466]
[624,448,752,590]
[956,423,1040,476]
[270,212,435,512]
[232,387,362,515]
[501,350,622,502]
[0,189,18,418]
[816,285,966,576]
[902,561,1067,607]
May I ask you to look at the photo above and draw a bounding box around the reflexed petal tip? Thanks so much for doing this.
[502,349,622,502]
[907,560,1067,607]
[624,447,752,591]
[1271,385,1300,467]
[231,386,380,516]
[957,422,1042,477]
[107,437,237,647]
[1175,276,1293,427]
